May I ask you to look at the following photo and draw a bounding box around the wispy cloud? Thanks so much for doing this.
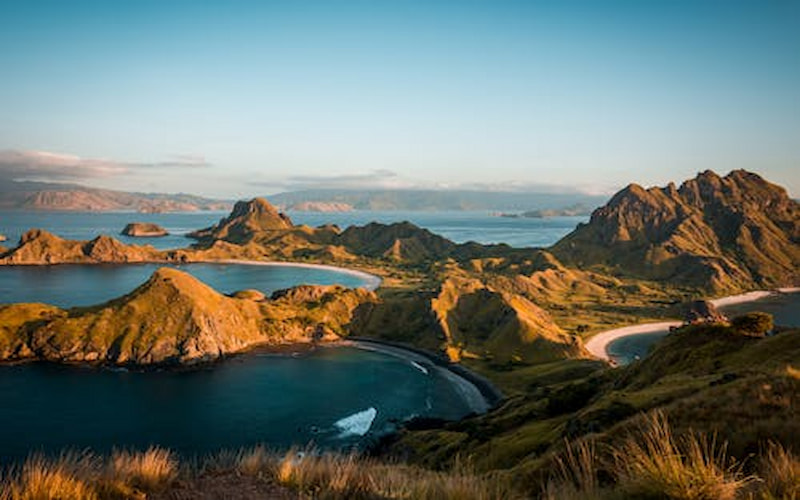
[0,149,210,181]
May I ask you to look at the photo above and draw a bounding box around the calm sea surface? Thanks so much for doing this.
[0,210,585,250]
[607,293,800,365]
[0,346,472,461]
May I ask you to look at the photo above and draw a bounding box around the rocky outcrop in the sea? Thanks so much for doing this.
[0,268,376,366]
[121,222,169,237]
[551,170,800,291]
[188,198,293,243]
[0,229,165,265]
[683,300,728,325]
[0,233,6,242]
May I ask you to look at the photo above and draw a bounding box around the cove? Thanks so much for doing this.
[606,292,800,365]
[0,262,376,307]
[0,346,477,461]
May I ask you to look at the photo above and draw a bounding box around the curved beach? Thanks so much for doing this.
[207,259,383,291]
[587,287,800,363]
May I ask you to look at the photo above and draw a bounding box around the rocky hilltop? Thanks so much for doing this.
[188,197,293,242]
[0,229,165,265]
[121,222,169,237]
[551,170,800,291]
[0,268,375,365]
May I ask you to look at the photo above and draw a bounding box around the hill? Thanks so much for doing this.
[0,180,230,212]
[269,188,607,212]
[0,268,375,365]
[551,170,800,291]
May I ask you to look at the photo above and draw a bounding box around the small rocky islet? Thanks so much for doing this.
[121,222,169,237]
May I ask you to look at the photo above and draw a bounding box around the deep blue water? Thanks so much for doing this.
[0,346,472,461]
[607,293,800,365]
[0,210,585,250]
[0,262,372,308]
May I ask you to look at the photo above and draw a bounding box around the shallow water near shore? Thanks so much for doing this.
[0,346,475,462]
[607,292,800,365]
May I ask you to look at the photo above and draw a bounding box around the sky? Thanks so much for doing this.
[0,0,798,198]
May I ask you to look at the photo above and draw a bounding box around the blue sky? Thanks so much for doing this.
[1,0,798,197]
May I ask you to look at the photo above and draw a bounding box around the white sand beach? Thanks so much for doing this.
[208,259,383,291]
[588,287,800,363]
[585,321,681,362]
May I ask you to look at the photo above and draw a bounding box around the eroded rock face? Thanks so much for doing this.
[121,222,169,237]
[551,170,800,291]
[0,268,377,366]
[684,300,728,325]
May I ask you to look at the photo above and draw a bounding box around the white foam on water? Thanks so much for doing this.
[334,407,377,438]
[410,360,429,375]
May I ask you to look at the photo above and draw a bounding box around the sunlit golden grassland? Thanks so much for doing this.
[2,413,798,500]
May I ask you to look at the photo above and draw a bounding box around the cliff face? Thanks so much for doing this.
[188,198,293,242]
[0,268,376,366]
[551,170,800,291]
[0,230,165,265]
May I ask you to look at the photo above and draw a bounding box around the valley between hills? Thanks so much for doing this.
[0,168,798,499]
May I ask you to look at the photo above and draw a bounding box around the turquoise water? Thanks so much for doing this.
[0,346,473,461]
[0,262,373,307]
[0,210,585,250]
[607,293,800,365]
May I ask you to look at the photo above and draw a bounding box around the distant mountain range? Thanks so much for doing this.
[0,181,608,213]
[0,181,231,212]
[268,188,608,212]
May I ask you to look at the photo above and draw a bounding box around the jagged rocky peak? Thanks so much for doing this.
[551,170,800,291]
[188,197,293,242]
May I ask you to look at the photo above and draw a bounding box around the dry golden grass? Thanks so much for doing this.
[0,453,98,500]
[759,442,800,499]
[613,411,750,500]
[0,428,797,499]
[107,446,177,491]
[544,439,602,500]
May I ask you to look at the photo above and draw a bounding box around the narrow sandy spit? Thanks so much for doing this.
[204,259,383,291]
[587,288,799,363]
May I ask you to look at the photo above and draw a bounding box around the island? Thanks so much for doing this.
[121,222,169,237]
[0,169,798,500]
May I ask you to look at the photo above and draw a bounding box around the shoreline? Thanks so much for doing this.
[345,338,503,415]
[192,259,383,291]
[587,287,800,363]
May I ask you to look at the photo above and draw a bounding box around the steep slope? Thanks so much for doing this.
[353,274,586,364]
[0,268,375,365]
[0,229,164,265]
[188,198,293,242]
[551,170,800,291]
